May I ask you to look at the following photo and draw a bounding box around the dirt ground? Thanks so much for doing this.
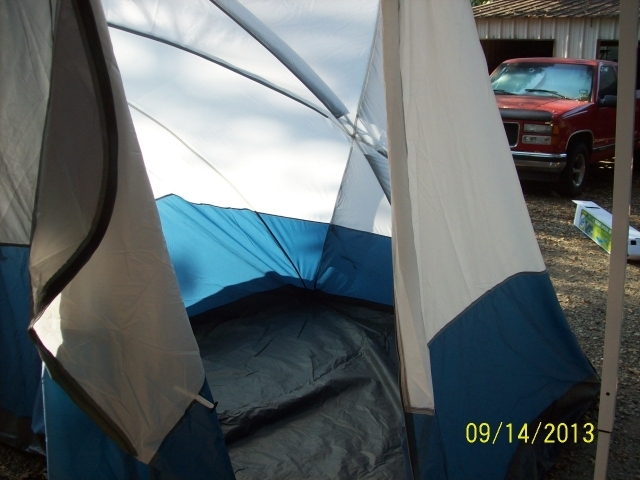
[1,164,639,479]
[0,446,45,480]
[527,163,640,480]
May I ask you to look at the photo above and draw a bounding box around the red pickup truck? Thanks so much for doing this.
[491,57,639,195]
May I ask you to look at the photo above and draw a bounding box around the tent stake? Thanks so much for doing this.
[593,0,639,478]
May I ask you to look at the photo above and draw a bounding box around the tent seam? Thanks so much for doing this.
[312,140,356,290]
[427,270,550,347]
[254,211,308,290]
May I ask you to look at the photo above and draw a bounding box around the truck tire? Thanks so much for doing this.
[558,143,589,196]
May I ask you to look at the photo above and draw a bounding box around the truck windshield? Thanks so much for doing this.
[491,63,594,101]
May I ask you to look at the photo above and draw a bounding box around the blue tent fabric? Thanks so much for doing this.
[423,272,598,480]
[315,224,393,306]
[43,370,151,480]
[149,382,235,480]
[43,370,234,480]
[258,212,328,288]
[0,246,38,416]
[30,383,45,439]
[157,195,316,316]
[24,211,600,480]
[7,195,598,480]
[0,245,43,452]
[157,195,393,315]
[405,413,447,480]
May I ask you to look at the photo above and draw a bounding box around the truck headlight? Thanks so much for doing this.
[522,135,552,145]
[523,123,553,133]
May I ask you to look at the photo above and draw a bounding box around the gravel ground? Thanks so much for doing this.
[1,165,639,479]
[528,163,640,480]
[0,446,45,480]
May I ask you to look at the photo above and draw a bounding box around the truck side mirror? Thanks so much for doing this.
[598,95,617,108]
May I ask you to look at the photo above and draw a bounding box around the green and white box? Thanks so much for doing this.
[573,200,640,260]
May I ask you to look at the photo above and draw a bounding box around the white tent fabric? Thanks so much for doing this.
[27,0,205,463]
[332,145,392,236]
[356,15,388,153]
[109,23,352,222]
[0,1,53,246]
[211,0,349,119]
[104,0,325,114]
[382,0,546,411]
[215,0,381,125]
[105,0,388,232]
[104,0,382,122]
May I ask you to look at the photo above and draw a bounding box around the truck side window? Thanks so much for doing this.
[599,65,617,99]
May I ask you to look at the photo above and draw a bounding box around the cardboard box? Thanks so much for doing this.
[573,200,640,260]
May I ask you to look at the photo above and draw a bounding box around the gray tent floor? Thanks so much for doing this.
[192,288,405,479]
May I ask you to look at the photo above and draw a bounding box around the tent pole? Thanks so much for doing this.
[593,0,639,478]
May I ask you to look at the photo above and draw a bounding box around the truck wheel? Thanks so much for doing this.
[558,143,589,196]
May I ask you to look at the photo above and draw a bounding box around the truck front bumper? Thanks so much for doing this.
[512,151,567,182]
[512,151,567,172]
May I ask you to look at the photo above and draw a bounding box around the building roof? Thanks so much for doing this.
[473,0,622,18]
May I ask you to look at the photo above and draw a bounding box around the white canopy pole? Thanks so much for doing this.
[593,1,639,478]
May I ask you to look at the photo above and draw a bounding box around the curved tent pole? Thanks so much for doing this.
[594,0,639,477]
[209,0,349,119]
[107,23,331,119]
[126,102,255,210]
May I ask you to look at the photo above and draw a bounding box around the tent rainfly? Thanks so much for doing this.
[0,0,599,478]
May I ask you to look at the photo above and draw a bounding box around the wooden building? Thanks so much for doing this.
[473,0,640,74]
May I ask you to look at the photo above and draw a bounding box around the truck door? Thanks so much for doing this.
[594,64,617,157]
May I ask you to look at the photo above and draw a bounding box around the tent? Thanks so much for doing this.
[0,0,599,478]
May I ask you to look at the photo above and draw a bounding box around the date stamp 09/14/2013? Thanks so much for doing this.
[465,422,595,445]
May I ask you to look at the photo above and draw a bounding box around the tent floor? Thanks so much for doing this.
[192,287,405,479]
